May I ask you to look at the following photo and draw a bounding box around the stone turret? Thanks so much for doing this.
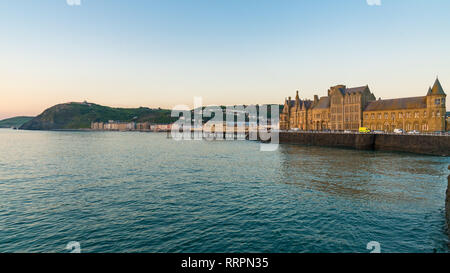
[295,90,301,109]
[426,78,446,131]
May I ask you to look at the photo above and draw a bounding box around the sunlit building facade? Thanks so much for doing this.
[280,78,447,132]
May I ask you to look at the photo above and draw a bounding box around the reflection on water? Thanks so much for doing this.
[278,145,446,205]
[0,129,448,253]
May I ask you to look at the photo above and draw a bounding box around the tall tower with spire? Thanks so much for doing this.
[426,77,446,131]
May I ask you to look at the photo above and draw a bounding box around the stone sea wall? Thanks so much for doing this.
[447,165,450,227]
[279,132,450,156]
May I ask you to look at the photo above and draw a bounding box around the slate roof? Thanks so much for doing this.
[430,78,446,95]
[313,97,330,109]
[303,100,313,109]
[364,96,427,111]
[344,86,368,94]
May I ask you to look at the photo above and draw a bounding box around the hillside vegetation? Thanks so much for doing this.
[0,116,34,128]
[20,102,177,130]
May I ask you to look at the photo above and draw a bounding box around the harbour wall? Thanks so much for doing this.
[279,132,450,156]
[447,165,450,228]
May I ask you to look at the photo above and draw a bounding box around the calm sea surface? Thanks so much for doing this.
[0,129,449,253]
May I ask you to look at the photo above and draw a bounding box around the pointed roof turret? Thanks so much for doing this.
[427,86,432,96]
[430,77,445,95]
[295,90,300,108]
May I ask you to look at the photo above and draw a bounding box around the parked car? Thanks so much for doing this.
[407,130,420,135]
[393,129,405,134]
[373,130,385,134]
[344,130,353,133]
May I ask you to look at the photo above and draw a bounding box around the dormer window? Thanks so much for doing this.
[435,98,440,105]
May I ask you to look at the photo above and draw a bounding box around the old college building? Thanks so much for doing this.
[280,78,447,132]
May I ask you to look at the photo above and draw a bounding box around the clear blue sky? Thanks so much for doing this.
[0,0,449,118]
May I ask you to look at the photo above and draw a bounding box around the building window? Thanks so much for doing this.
[378,113,382,119]
[437,111,440,117]
[365,114,369,119]
[435,99,440,105]
[391,113,395,120]
[424,111,427,118]
[371,114,375,120]
[384,113,388,119]
[399,112,403,119]
[414,112,419,118]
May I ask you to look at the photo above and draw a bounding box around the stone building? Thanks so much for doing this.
[281,85,376,131]
[281,78,447,132]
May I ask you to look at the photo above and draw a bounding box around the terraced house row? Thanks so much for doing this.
[280,78,447,132]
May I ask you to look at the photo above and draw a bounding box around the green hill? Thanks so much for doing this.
[0,116,34,128]
[20,102,177,130]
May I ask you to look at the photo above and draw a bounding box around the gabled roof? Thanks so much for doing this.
[364,96,427,111]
